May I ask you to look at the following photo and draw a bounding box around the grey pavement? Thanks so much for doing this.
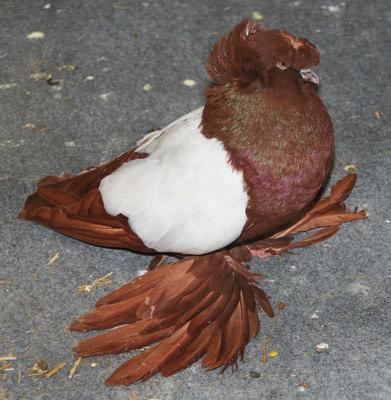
[0,1,390,399]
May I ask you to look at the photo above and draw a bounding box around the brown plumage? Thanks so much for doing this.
[71,253,272,384]
[68,175,365,385]
[203,20,333,241]
[18,19,367,385]
[19,150,151,253]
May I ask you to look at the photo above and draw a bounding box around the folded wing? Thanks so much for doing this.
[18,150,152,252]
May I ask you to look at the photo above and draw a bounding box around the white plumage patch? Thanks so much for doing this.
[99,107,248,255]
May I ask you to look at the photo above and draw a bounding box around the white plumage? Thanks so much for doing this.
[99,107,248,254]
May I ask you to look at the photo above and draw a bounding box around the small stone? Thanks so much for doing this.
[57,64,77,73]
[344,164,357,173]
[0,83,17,90]
[182,79,196,87]
[99,92,113,101]
[43,4,51,9]
[298,382,309,391]
[310,311,319,319]
[47,252,60,266]
[30,71,52,81]
[249,371,261,378]
[315,342,329,352]
[327,5,340,12]
[46,76,60,86]
[322,4,340,12]
[85,75,95,80]
[252,11,263,20]
[27,31,45,40]
[143,83,152,91]
[277,302,286,310]
[22,123,36,129]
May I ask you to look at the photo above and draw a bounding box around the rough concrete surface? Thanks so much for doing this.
[0,1,390,399]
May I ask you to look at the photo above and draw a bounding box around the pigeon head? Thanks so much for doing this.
[249,26,320,84]
[206,19,320,87]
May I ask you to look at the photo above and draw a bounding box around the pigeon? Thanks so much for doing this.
[19,20,366,385]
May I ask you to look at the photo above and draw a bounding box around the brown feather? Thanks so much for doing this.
[106,323,192,385]
[160,324,214,376]
[207,301,243,370]
[285,226,340,250]
[148,255,168,270]
[75,321,174,357]
[203,21,334,243]
[70,291,152,332]
[253,286,275,317]
[206,19,319,87]
[202,327,223,370]
[238,289,250,360]
[71,252,272,385]
[18,150,152,253]
[244,175,367,256]
[296,208,367,232]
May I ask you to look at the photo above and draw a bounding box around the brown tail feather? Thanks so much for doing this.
[70,252,272,385]
[18,150,151,253]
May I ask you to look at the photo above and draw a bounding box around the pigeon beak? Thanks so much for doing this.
[300,68,320,85]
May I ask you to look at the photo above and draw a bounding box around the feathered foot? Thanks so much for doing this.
[242,174,367,259]
[70,252,273,385]
[70,174,366,385]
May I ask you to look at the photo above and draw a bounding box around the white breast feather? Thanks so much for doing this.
[99,107,249,254]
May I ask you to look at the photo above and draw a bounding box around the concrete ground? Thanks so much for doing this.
[0,1,390,399]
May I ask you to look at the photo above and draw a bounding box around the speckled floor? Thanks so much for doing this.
[0,1,390,399]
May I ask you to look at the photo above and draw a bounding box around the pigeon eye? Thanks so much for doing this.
[276,61,289,70]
